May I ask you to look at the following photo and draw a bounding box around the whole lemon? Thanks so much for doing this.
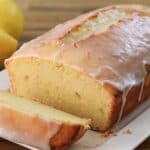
[0,0,24,40]
[0,28,18,69]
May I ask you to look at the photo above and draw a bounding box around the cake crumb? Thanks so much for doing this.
[74,43,78,48]
[123,129,132,135]
[101,130,117,138]
[75,92,81,98]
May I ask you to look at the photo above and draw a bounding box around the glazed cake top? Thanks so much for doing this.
[8,5,150,91]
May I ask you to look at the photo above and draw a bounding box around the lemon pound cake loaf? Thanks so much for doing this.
[0,90,90,150]
[6,5,150,131]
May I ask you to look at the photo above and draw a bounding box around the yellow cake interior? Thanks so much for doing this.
[0,90,89,126]
[7,58,114,130]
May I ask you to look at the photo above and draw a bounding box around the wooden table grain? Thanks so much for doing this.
[1,0,149,149]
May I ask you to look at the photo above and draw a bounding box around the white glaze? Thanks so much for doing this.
[118,86,132,121]
[138,60,148,102]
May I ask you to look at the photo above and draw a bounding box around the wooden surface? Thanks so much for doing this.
[1,0,150,149]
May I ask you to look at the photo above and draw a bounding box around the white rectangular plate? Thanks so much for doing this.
[0,70,149,150]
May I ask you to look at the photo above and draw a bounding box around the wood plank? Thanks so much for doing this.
[0,139,28,150]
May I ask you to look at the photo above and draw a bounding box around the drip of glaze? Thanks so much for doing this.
[138,79,145,102]
[138,62,147,102]
[118,62,147,121]
[118,86,132,122]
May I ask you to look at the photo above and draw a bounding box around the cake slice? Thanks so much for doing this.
[5,5,150,131]
[0,90,90,150]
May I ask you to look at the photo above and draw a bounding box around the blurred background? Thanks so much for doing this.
[0,0,150,149]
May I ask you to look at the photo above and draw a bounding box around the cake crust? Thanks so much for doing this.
[50,124,86,150]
